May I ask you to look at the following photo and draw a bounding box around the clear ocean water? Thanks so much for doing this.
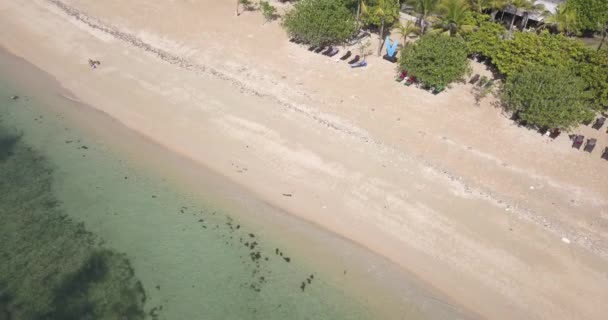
[0,74,391,319]
[0,53,436,320]
[0,44,478,319]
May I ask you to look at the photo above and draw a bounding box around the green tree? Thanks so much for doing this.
[543,4,578,35]
[395,20,421,46]
[398,34,470,87]
[599,22,608,51]
[282,0,357,46]
[492,31,587,76]
[361,0,400,56]
[566,0,608,33]
[502,65,594,130]
[463,19,506,57]
[486,0,509,20]
[431,0,475,37]
[407,0,442,33]
[468,0,491,13]
[576,50,608,110]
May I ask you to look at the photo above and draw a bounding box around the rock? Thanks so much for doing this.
[10,95,18,100]
[283,257,291,263]
[561,237,571,244]
[282,193,292,197]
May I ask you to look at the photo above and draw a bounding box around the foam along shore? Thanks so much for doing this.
[1,1,608,319]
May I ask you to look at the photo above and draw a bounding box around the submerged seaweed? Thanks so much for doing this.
[0,120,147,319]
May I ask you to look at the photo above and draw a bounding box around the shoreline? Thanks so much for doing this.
[0,46,470,320]
[2,0,608,319]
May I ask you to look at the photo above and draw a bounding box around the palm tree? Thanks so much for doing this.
[361,0,400,56]
[407,0,441,34]
[431,0,474,37]
[487,0,509,21]
[395,20,421,46]
[543,4,578,36]
[468,0,491,13]
[599,21,608,52]
[507,0,544,32]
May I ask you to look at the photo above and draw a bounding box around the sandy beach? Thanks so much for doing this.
[1,0,607,319]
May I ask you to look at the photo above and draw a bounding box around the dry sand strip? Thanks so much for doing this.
[1,0,607,319]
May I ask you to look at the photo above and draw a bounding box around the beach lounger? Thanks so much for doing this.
[592,117,606,130]
[314,47,325,53]
[339,51,352,60]
[572,135,584,149]
[549,128,561,139]
[602,147,608,160]
[469,74,480,84]
[584,138,597,153]
[395,71,407,82]
[322,47,333,55]
[327,47,339,57]
[350,61,367,68]
[382,54,398,63]
[347,55,360,64]
[404,76,417,86]
[432,85,445,95]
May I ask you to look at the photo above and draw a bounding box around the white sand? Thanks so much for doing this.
[1,0,607,319]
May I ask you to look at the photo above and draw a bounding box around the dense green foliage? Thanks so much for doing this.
[398,34,470,87]
[566,0,608,33]
[576,50,608,110]
[491,31,587,76]
[282,0,357,46]
[463,18,608,112]
[431,0,475,37]
[503,65,594,130]
[463,17,505,57]
[407,0,442,33]
[361,0,400,28]
[544,2,579,35]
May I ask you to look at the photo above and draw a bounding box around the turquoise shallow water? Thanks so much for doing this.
[0,46,477,319]
[0,68,383,319]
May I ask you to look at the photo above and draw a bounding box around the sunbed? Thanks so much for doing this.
[327,47,340,57]
[347,55,360,64]
[469,74,480,84]
[404,76,417,86]
[432,85,445,95]
[592,117,606,130]
[339,51,352,60]
[382,54,398,63]
[350,61,367,68]
[572,135,584,149]
[314,47,325,53]
[395,71,407,82]
[584,138,597,153]
[549,128,561,139]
